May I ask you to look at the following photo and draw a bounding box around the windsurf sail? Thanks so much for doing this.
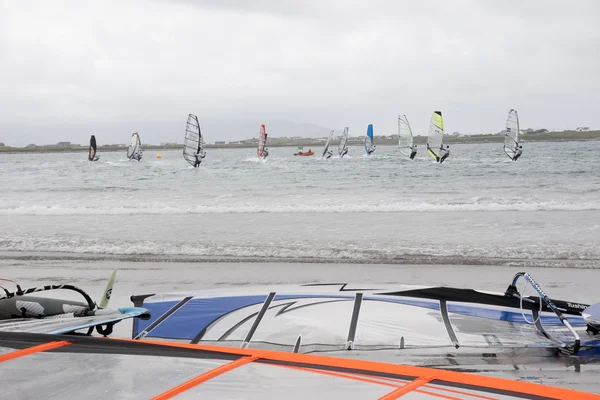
[427,111,444,161]
[504,109,520,160]
[88,135,99,161]
[127,132,142,161]
[398,115,414,157]
[338,127,349,158]
[257,124,268,159]
[183,114,205,167]
[321,130,334,159]
[131,272,599,361]
[365,124,374,155]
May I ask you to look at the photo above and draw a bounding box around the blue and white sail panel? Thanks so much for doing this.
[131,283,599,358]
[365,124,374,154]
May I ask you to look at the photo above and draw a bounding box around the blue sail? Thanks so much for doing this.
[365,124,374,154]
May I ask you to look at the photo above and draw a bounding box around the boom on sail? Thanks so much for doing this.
[88,135,99,162]
[398,115,415,159]
[183,114,205,167]
[127,133,143,161]
[338,127,349,158]
[504,109,522,161]
[257,124,268,160]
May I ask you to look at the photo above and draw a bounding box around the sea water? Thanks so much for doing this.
[1,141,598,267]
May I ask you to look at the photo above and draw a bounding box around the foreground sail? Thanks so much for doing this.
[504,109,522,161]
[127,132,142,161]
[427,111,444,162]
[338,127,349,158]
[88,135,99,161]
[398,114,414,158]
[183,114,205,167]
[365,124,375,155]
[257,124,268,160]
[321,130,334,159]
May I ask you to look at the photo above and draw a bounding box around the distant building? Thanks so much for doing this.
[56,141,72,147]
[26,143,37,148]
[0,143,5,147]
[576,127,590,132]
[214,141,226,145]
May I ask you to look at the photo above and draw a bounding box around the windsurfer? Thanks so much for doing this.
[410,144,417,160]
[340,148,348,157]
[367,145,376,155]
[513,146,522,161]
[440,145,450,163]
[326,150,333,159]
[263,148,269,158]
[194,150,206,167]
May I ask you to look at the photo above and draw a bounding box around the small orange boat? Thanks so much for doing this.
[294,150,314,156]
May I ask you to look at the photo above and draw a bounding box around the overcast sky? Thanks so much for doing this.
[1,0,599,146]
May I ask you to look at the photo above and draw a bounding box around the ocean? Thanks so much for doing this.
[1,141,599,267]
[1,141,599,393]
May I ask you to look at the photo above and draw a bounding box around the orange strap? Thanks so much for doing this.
[0,341,71,363]
[151,356,258,400]
[379,377,434,400]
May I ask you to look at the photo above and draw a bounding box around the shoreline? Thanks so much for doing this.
[2,130,599,154]
[1,136,599,154]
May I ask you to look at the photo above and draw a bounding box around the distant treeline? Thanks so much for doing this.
[1,130,598,153]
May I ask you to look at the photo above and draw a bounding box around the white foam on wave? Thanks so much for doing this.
[1,235,598,267]
[0,200,599,215]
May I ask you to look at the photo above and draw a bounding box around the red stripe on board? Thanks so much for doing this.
[0,341,71,363]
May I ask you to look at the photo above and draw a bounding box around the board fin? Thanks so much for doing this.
[99,269,117,309]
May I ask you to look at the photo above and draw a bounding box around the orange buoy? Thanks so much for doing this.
[156,154,162,159]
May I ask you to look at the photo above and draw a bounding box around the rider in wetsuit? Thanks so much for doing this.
[439,145,450,164]
[409,144,417,160]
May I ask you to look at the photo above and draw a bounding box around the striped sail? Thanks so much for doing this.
[504,109,520,159]
[338,127,348,157]
[427,111,444,161]
[322,130,334,158]
[183,114,203,166]
[398,115,413,157]
[127,132,142,161]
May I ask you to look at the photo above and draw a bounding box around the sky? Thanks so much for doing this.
[1,0,599,146]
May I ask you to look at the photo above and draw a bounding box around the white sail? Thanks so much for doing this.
[183,114,204,167]
[338,127,349,157]
[398,115,413,157]
[504,109,520,160]
[127,132,142,161]
[426,111,444,161]
[321,130,334,158]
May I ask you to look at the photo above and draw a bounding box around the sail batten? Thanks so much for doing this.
[398,115,413,157]
[427,111,444,161]
[127,133,143,161]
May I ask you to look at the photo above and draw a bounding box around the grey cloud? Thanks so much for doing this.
[1,0,599,146]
